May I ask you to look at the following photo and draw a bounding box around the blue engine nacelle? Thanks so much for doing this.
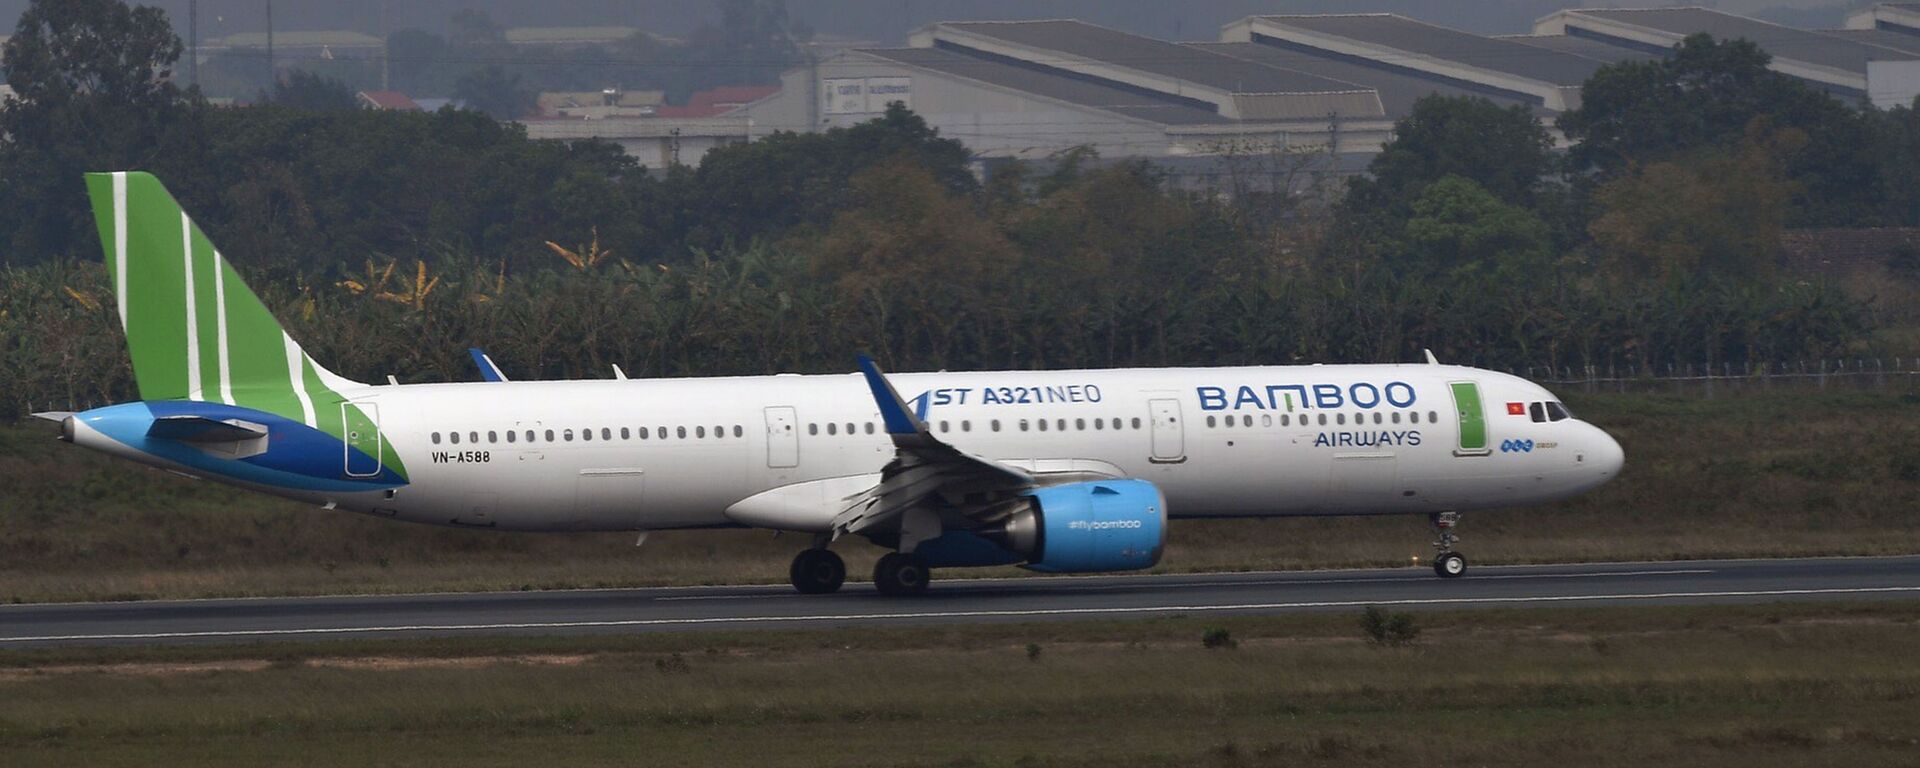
[996,479,1167,573]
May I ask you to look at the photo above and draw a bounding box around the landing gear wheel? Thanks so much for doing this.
[789,549,846,594]
[872,552,931,596]
[1428,511,1466,579]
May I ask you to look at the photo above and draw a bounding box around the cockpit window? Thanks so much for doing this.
[1528,402,1547,423]
[1544,401,1572,422]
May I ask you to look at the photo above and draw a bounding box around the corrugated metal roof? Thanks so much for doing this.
[938,20,1369,95]
[1258,14,1610,87]
[856,47,1232,125]
[1193,41,1552,117]
[1566,8,1920,74]
[1498,34,1659,63]
[1817,28,1920,57]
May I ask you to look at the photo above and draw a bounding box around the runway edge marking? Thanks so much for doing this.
[6,586,1920,644]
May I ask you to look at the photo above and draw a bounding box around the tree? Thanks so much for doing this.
[1560,34,1880,226]
[1403,176,1554,281]
[453,65,535,120]
[1351,95,1556,211]
[1587,128,1797,285]
[0,0,189,257]
[264,70,357,111]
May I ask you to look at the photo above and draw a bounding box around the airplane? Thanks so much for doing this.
[35,172,1624,596]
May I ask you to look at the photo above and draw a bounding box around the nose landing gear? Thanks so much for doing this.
[1430,511,1466,578]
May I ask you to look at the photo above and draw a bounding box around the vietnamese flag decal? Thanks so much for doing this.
[1506,402,1526,416]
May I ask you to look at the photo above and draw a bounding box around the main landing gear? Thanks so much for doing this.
[789,548,846,594]
[872,552,931,596]
[1430,511,1467,578]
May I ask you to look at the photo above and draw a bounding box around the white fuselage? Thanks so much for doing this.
[260,363,1622,532]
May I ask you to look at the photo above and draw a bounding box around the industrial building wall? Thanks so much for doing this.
[739,56,1175,158]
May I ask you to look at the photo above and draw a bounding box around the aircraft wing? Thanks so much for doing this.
[469,348,510,382]
[830,356,1035,538]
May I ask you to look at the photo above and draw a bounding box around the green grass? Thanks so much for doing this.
[3,390,1918,603]
[3,602,1919,766]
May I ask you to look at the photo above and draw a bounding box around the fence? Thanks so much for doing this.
[1518,358,1920,396]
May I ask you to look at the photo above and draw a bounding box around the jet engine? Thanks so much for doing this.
[986,479,1167,573]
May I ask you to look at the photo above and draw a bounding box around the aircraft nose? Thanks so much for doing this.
[1590,426,1624,479]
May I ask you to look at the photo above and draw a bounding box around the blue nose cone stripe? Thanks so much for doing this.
[81,401,407,493]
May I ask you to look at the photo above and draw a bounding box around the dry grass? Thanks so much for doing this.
[3,390,1918,603]
[2,602,1919,767]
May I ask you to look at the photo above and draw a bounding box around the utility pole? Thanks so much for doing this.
[379,0,390,91]
[265,0,275,84]
[188,0,198,88]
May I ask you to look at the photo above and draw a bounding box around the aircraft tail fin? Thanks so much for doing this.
[83,171,362,425]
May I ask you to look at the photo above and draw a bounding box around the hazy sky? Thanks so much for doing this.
[0,1,1872,43]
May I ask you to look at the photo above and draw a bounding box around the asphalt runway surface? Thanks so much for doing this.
[4,555,1919,647]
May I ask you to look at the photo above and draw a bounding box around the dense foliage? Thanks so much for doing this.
[0,4,1905,416]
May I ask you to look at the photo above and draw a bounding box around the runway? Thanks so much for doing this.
[4,555,1919,647]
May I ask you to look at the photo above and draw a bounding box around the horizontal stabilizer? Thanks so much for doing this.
[147,415,269,443]
[30,411,74,423]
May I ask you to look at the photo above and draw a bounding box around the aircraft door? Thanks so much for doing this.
[765,406,799,468]
[1448,381,1491,456]
[342,401,382,477]
[1148,398,1186,463]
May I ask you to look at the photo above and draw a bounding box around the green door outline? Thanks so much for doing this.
[1448,381,1490,456]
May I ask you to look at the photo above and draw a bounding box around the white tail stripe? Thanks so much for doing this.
[285,333,316,427]
[113,172,127,331]
[181,212,202,400]
[214,252,234,405]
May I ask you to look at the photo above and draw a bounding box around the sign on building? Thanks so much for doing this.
[822,77,913,114]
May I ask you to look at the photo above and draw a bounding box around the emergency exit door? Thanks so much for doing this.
[764,406,799,468]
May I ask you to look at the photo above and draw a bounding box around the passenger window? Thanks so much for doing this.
[1262,415,1272,427]
[1408,412,1419,424]
[1020,419,1030,431]
[992,419,1002,432]
[488,431,498,443]
[449,432,460,445]
[563,429,574,442]
[1207,416,1217,428]
[938,421,948,433]
[1038,419,1048,432]
[1336,413,1345,425]
[1094,418,1104,431]
[544,429,555,442]
[469,431,479,444]
[602,428,612,441]
[582,428,593,442]
[1318,414,1327,426]
[506,431,516,443]
[1057,419,1066,431]
[1242,415,1252,427]
[1280,414,1290,426]
[826,423,837,436]
[864,423,874,435]
[1132,417,1142,429]
[621,427,630,440]
[677,426,687,439]
[1075,418,1086,430]
[1373,413,1383,425]
[808,424,818,436]
[962,420,972,432]
[734,425,744,438]
[1429,411,1440,423]
[431,432,442,444]
[698,426,708,438]
[1391,412,1401,424]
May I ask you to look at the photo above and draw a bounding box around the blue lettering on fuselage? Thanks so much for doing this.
[1197,381,1416,412]
[912,385,1105,409]
[1313,430,1423,448]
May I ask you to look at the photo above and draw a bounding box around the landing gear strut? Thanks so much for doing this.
[789,548,846,594]
[872,552,932,596]
[1430,511,1466,578]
